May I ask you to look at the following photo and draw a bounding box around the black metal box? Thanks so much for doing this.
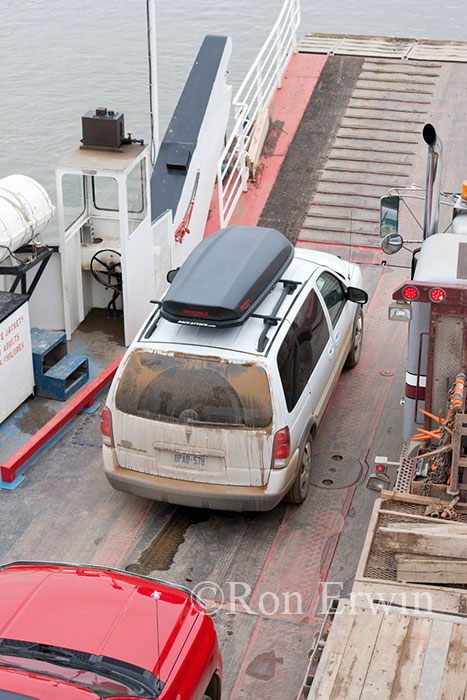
[81,108,124,149]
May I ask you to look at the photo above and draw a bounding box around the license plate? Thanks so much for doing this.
[173,452,206,467]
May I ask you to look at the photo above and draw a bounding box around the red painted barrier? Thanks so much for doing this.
[1,354,124,484]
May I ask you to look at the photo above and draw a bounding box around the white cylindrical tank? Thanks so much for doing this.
[0,174,55,263]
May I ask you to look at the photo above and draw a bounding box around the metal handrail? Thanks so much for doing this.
[217,0,301,227]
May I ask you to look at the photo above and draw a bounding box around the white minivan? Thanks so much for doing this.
[101,225,367,511]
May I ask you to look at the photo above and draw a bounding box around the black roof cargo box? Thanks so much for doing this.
[161,225,294,327]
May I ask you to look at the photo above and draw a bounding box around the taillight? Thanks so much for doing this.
[272,427,290,469]
[100,406,114,447]
[429,287,446,303]
[402,285,419,301]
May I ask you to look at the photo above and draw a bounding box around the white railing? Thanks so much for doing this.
[217,0,301,227]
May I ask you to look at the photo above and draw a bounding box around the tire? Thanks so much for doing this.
[284,436,312,504]
[345,307,364,368]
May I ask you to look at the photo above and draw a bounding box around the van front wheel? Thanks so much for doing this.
[284,437,312,504]
[345,307,363,368]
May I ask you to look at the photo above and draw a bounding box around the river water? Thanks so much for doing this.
[1,0,466,238]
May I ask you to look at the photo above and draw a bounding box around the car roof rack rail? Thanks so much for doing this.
[254,278,301,352]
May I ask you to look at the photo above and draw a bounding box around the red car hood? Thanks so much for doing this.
[0,564,201,684]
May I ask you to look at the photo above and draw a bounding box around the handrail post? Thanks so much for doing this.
[256,61,264,112]
[275,24,282,89]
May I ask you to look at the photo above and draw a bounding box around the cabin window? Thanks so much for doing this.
[92,175,119,212]
[127,160,147,236]
[62,174,85,231]
[116,351,272,429]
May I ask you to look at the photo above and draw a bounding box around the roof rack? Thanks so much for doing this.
[160,225,294,327]
[253,278,301,352]
[143,277,303,353]
[141,225,303,350]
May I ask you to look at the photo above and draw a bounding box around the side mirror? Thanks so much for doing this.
[346,287,368,304]
[380,195,400,237]
[366,463,391,492]
[382,233,404,255]
[367,472,391,492]
[166,268,179,283]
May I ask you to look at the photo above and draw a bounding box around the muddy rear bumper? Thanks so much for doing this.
[103,447,298,512]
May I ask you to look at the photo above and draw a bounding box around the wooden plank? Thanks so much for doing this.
[359,612,411,700]
[352,580,467,617]
[246,108,270,178]
[416,619,453,700]
[328,608,383,700]
[381,490,441,506]
[438,623,467,699]
[379,524,467,559]
[396,555,467,584]
[381,521,467,534]
[390,616,432,700]
[312,604,357,700]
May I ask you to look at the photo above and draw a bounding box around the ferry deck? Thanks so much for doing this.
[1,34,467,699]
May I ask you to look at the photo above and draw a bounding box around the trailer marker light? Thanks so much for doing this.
[429,287,446,303]
[402,285,419,301]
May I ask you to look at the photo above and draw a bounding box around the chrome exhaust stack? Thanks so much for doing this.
[422,123,442,239]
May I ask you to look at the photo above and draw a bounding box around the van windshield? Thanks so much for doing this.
[115,350,272,429]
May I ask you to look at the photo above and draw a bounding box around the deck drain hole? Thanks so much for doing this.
[332,455,343,461]
[322,479,334,486]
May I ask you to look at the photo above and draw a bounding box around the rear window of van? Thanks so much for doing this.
[115,350,272,428]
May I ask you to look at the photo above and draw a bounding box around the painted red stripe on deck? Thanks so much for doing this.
[247,266,408,616]
[204,53,327,235]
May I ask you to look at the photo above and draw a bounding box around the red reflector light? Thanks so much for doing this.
[402,285,419,301]
[429,287,446,303]
[100,406,113,447]
[272,427,290,469]
[376,464,386,473]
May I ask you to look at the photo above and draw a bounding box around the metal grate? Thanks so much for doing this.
[431,315,464,420]
[394,456,416,492]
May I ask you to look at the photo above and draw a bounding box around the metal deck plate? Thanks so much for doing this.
[298,34,467,63]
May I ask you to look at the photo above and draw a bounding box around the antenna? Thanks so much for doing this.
[146,0,160,165]
[151,590,162,681]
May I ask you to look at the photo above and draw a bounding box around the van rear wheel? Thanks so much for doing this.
[284,436,312,504]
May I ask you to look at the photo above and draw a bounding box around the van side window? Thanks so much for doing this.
[317,271,346,327]
[277,288,330,411]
